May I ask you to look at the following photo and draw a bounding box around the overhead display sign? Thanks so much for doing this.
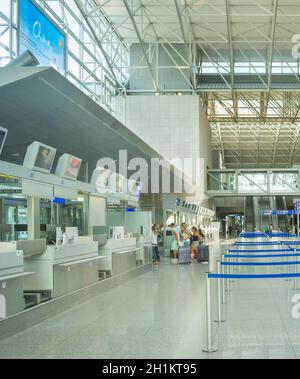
[19,0,66,75]
[262,210,294,216]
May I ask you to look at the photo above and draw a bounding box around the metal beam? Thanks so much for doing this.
[174,0,195,92]
[263,0,278,121]
[122,0,158,92]
[73,0,125,92]
[225,0,234,92]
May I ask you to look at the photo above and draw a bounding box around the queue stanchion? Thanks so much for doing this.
[226,257,231,293]
[285,248,290,282]
[223,252,228,292]
[230,255,235,283]
[222,259,226,304]
[215,261,225,324]
[292,249,298,291]
[203,273,217,353]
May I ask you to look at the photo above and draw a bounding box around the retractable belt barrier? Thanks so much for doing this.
[203,269,300,353]
[268,234,296,238]
[229,248,292,253]
[225,253,300,259]
[203,237,300,354]
[234,242,281,246]
[239,233,269,238]
[221,261,300,267]
[208,273,300,279]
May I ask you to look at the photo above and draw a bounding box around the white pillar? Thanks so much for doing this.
[27,197,40,240]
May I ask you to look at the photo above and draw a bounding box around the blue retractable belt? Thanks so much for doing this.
[229,249,292,253]
[208,273,300,279]
[221,261,300,266]
[225,253,300,259]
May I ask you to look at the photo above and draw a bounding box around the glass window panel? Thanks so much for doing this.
[68,55,80,78]
[238,173,268,193]
[68,35,80,56]
[270,172,299,193]
[0,0,10,18]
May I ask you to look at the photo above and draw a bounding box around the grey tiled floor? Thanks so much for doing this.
[0,239,300,359]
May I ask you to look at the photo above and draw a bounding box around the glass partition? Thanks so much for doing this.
[207,171,236,192]
[238,172,268,194]
[270,172,299,193]
[49,195,87,236]
[0,175,25,241]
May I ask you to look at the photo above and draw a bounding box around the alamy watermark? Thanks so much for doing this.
[94,150,205,198]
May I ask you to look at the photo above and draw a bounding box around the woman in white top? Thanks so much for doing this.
[152,224,160,264]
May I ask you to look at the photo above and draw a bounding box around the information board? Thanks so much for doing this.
[19,0,66,74]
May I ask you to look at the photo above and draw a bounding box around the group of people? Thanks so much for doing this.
[169,223,205,264]
[151,223,206,266]
[227,223,242,238]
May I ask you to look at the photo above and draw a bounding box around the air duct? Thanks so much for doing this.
[5,50,39,67]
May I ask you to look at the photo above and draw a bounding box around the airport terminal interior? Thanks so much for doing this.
[2,0,300,360]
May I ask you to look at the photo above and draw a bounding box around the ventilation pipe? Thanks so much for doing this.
[5,50,39,67]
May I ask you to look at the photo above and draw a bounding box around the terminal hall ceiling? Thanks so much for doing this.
[95,0,300,168]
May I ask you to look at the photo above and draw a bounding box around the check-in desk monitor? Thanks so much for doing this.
[55,153,82,181]
[0,126,8,155]
[108,173,125,193]
[64,227,79,245]
[91,167,111,193]
[23,141,56,174]
[128,179,144,198]
[109,226,125,240]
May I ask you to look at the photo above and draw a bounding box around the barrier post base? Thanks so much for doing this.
[202,348,217,354]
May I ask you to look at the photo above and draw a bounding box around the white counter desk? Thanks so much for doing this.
[23,237,100,298]
[99,238,143,277]
[0,242,33,318]
[136,236,152,265]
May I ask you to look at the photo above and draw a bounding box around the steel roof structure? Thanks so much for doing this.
[3,0,300,168]
[96,0,300,168]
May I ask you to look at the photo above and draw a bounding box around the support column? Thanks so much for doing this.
[163,209,167,251]
[83,193,89,236]
[27,197,40,240]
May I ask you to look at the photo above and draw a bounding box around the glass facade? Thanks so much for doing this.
[208,170,300,195]
[0,0,128,120]
[201,61,300,75]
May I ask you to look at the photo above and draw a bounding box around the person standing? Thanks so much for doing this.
[190,226,200,262]
[170,223,179,264]
[152,224,160,265]
[179,224,191,247]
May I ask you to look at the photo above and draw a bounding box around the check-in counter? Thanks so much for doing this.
[17,239,46,258]
[136,235,152,265]
[23,237,99,298]
[0,242,33,318]
[99,238,142,277]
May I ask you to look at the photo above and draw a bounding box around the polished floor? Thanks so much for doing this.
[0,239,300,359]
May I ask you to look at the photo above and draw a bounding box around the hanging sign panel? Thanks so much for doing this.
[19,0,66,74]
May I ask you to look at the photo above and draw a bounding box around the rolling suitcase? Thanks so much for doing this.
[178,246,191,264]
[198,245,209,263]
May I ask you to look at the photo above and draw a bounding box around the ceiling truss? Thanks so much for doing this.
[86,2,300,168]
